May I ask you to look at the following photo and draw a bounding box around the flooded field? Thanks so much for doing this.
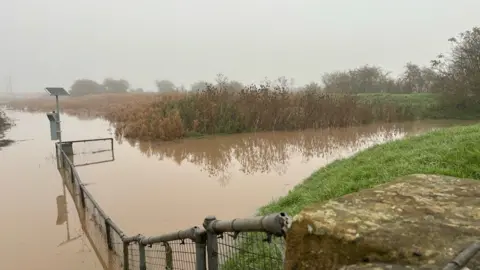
[0,110,475,270]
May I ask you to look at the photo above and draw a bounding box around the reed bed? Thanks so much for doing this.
[8,86,419,141]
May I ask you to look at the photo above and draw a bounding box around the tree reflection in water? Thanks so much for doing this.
[115,120,473,186]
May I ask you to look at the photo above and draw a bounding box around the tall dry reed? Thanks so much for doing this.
[106,86,416,140]
[7,86,417,141]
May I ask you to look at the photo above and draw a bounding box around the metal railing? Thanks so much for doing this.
[55,139,479,270]
[443,242,480,270]
[55,140,289,270]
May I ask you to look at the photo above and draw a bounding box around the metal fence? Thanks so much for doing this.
[55,139,289,270]
[55,139,480,270]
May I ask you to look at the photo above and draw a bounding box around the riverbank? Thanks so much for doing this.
[7,91,480,141]
[259,122,480,216]
[0,109,13,149]
[221,122,480,269]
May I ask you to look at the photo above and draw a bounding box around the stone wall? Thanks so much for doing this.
[285,174,480,269]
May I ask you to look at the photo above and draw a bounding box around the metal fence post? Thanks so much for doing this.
[194,227,207,270]
[139,243,147,270]
[164,242,173,269]
[55,143,60,169]
[110,138,115,160]
[123,242,129,270]
[203,216,219,270]
[105,219,113,250]
[60,149,65,169]
[58,144,64,169]
[79,188,86,209]
[70,165,74,184]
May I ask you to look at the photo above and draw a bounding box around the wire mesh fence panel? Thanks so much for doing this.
[144,242,169,269]
[67,172,81,213]
[168,240,197,269]
[62,167,83,215]
[217,232,285,270]
[73,180,83,207]
[71,139,114,166]
[61,152,67,168]
[57,144,291,270]
[145,240,197,270]
[71,173,80,200]
[60,168,71,191]
[84,195,110,267]
[109,229,125,269]
[128,242,141,270]
[58,149,123,270]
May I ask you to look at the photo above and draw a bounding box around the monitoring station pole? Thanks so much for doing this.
[56,95,60,142]
[45,87,69,142]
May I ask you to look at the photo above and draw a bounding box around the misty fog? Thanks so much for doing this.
[1,0,479,92]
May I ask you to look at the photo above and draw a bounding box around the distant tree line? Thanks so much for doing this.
[69,74,245,96]
[69,26,480,106]
[299,26,480,109]
[314,63,438,94]
[69,78,131,96]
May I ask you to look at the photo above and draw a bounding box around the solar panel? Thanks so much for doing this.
[45,87,70,96]
[46,112,57,121]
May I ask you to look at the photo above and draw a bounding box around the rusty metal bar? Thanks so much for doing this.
[139,243,146,270]
[123,242,129,270]
[203,213,290,237]
[139,226,205,245]
[61,138,113,144]
[75,159,114,167]
[443,242,480,270]
[105,220,113,250]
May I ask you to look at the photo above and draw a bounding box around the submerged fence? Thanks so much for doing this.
[55,139,289,270]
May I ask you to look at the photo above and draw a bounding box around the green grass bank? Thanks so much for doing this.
[259,122,480,216]
[222,122,480,270]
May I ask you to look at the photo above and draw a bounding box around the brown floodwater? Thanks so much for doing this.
[0,110,475,270]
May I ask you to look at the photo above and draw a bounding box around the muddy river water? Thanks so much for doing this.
[0,110,475,270]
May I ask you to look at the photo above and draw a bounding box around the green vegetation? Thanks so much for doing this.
[259,123,480,216]
[220,234,285,270]
[357,92,439,109]
[108,88,428,141]
[222,122,480,269]
[357,93,480,120]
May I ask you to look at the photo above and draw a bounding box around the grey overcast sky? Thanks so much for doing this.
[1,0,479,92]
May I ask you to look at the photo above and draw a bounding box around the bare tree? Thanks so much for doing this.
[214,73,229,88]
[275,76,295,90]
[431,26,480,104]
[322,71,353,93]
[399,63,438,93]
[303,82,322,92]
[322,65,398,93]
